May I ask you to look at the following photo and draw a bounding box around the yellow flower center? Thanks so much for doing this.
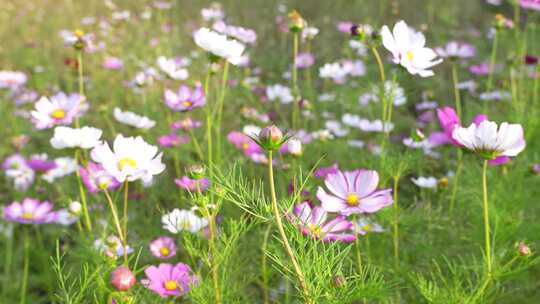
[345,193,359,206]
[163,280,178,291]
[242,143,250,150]
[22,212,34,220]
[159,246,170,257]
[74,29,85,38]
[407,51,414,61]
[117,158,137,170]
[307,223,322,237]
[51,109,66,119]
[183,101,193,107]
[363,224,372,232]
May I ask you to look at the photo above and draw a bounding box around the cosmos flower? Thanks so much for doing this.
[295,52,315,69]
[141,263,198,298]
[171,118,203,130]
[79,162,121,193]
[201,4,224,21]
[149,236,177,259]
[319,62,350,83]
[94,236,133,259]
[161,209,208,234]
[520,0,540,11]
[411,176,438,189]
[291,202,356,242]
[193,27,245,65]
[0,71,27,90]
[313,163,339,179]
[317,169,393,216]
[103,57,124,70]
[266,84,294,104]
[352,217,385,235]
[31,93,88,129]
[3,198,57,224]
[50,126,102,149]
[110,266,136,292]
[26,154,57,172]
[435,41,476,59]
[302,26,319,40]
[212,21,257,45]
[381,20,442,77]
[164,85,205,112]
[90,134,166,183]
[2,154,35,191]
[113,108,156,129]
[174,176,210,192]
[158,134,189,148]
[157,56,189,80]
[227,131,264,156]
[42,157,78,183]
[342,114,394,133]
[452,120,526,160]
[359,81,407,107]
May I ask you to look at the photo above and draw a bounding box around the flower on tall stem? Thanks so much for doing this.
[3,198,58,224]
[317,169,393,216]
[50,126,102,149]
[164,85,206,112]
[149,236,177,259]
[291,202,356,242]
[174,176,210,192]
[113,108,156,129]
[31,93,88,129]
[381,20,442,77]
[161,209,208,234]
[141,263,199,298]
[79,162,121,193]
[435,41,476,60]
[193,27,245,65]
[94,236,133,259]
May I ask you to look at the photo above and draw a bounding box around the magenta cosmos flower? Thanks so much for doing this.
[79,162,121,193]
[142,263,198,298]
[520,0,540,11]
[31,93,88,129]
[149,236,177,259]
[292,202,356,242]
[158,133,189,148]
[313,163,339,179]
[164,85,205,112]
[3,198,58,224]
[432,106,511,165]
[171,118,202,130]
[296,52,315,69]
[175,176,210,192]
[317,169,393,216]
[227,131,264,157]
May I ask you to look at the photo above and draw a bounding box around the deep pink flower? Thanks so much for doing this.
[110,266,136,291]
[164,85,205,112]
[174,176,210,192]
[141,263,198,298]
[227,131,263,156]
[292,202,356,242]
[3,198,57,224]
[26,155,57,172]
[317,169,393,215]
[149,236,177,259]
[469,63,495,75]
[158,133,189,148]
[520,0,540,11]
[80,162,121,193]
[313,163,339,179]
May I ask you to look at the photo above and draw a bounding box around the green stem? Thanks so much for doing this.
[215,60,229,165]
[74,150,92,232]
[292,32,300,129]
[268,150,311,303]
[451,62,462,119]
[3,228,13,298]
[76,49,84,128]
[392,175,400,270]
[485,31,498,113]
[262,225,272,304]
[204,68,213,174]
[103,189,126,259]
[20,227,29,304]
[449,150,463,214]
[187,127,204,160]
[355,236,363,273]
[122,181,129,265]
[482,160,492,277]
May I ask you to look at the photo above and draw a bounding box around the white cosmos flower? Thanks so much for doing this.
[156,56,189,80]
[50,126,102,149]
[411,176,438,189]
[193,27,246,65]
[452,120,526,159]
[162,209,208,234]
[90,134,166,182]
[266,84,294,104]
[113,108,156,129]
[42,157,78,183]
[381,20,442,77]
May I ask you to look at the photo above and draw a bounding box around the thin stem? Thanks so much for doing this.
[215,60,229,165]
[2,228,13,298]
[449,150,463,214]
[371,47,386,83]
[204,68,213,174]
[292,32,300,129]
[74,150,92,232]
[482,160,492,277]
[76,49,84,128]
[451,62,462,119]
[485,30,498,113]
[268,150,311,303]
[355,236,363,273]
[122,181,129,265]
[20,227,29,304]
[103,189,125,250]
[262,225,272,304]
[392,175,400,270]
[187,127,204,160]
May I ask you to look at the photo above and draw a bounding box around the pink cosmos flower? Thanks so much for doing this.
[296,52,315,69]
[317,169,393,216]
[30,93,88,129]
[469,63,496,75]
[170,118,203,130]
[174,176,210,192]
[79,162,121,193]
[520,0,540,11]
[149,236,177,259]
[164,85,205,112]
[337,21,354,33]
[3,198,57,224]
[26,154,57,172]
[103,57,124,70]
[0,71,27,90]
[227,131,264,157]
[435,41,476,59]
[313,163,339,179]
[141,263,198,298]
[158,134,189,148]
[292,202,356,242]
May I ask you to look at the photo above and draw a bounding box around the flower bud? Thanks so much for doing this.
[187,164,206,180]
[437,177,449,189]
[110,266,136,291]
[518,241,532,257]
[288,10,306,32]
[333,275,347,288]
[69,201,82,215]
[258,125,286,151]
